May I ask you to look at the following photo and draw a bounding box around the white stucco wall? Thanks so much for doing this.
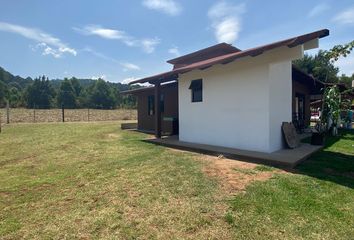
[178,46,304,153]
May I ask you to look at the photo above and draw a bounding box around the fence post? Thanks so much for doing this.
[87,108,90,122]
[33,104,36,123]
[6,100,9,124]
[62,104,65,122]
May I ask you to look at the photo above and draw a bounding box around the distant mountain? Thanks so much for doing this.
[0,67,33,89]
[50,78,97,89]
[0,66,140,108]
[0,66,134,92]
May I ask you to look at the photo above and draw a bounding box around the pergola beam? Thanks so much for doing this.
[154,82,162,138]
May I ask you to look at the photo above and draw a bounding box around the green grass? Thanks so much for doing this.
[228,130,354,239]
[0,123,353,239]
[0,123,231,239]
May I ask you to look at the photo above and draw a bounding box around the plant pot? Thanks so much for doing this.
[311,132,325,145]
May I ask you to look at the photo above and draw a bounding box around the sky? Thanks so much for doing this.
[0,0,353,83]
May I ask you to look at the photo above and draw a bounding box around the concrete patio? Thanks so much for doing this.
[147,135,323,168]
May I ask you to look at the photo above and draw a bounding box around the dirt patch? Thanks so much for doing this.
[106,133,120,139]
[0,154,38,167]
[197,155,282,194]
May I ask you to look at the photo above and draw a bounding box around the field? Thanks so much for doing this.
[0,108,137,124]
[0,122,353,239]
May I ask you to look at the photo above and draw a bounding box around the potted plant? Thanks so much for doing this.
[311,85,341,145]
[311,122,325,145]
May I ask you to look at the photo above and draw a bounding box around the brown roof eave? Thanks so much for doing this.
[129,29,329,85]
[122,81,177,94]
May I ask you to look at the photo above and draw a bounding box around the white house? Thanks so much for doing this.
[125,29,329,153]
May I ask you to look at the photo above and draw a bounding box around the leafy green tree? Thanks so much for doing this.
[77,88,89,108]
[23,76,55,108]
[339,74,354,88]
[70,77,82,96]
[323,40,354,62]
[0,80,8,107]
[0,65,140,109]
[293,50,339,83]
[57,78,77,108]
[88,79,117,109]
[8,87,22,107]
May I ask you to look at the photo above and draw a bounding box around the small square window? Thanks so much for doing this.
[189,79,202,102]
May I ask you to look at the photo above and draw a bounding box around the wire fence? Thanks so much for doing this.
[0,107,137,126]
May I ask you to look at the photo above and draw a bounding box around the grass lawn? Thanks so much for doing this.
[0,123,353,239]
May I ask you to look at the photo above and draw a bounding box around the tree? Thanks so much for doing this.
[57,78,77,108]
[88,79,117,109]
[321,86,341,135]
[70,77,82,96]
[323,40,354,62]
[23,76,55,108]
[0,80,8,107]
[293,51,339,83]
[8,87,22,107]
[339,74,354,88]
[318,41,354,136]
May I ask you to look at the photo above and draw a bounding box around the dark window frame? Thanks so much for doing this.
[148,94,164,116]
[189,79,203,102]
[160,93,165,113]
[148,95,155,116]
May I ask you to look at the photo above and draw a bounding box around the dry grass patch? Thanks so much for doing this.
[195,154,281,194]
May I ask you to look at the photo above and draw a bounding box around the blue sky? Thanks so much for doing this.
[0,0,353,83]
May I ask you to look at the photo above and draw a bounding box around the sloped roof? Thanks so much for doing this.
[129,29,329,85]
[167,43,241,66]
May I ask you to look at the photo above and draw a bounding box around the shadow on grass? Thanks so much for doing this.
[138,129,354,189]
[296,151,354,189]
[295,129,354,189]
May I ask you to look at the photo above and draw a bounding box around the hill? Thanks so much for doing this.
[0,66,139,108]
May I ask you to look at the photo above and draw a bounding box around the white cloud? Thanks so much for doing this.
[82,47,121,64]
[208,1,245,43]
[82,47,141,72]
[141,38,160,53]
[308,3,330,18]
[333,7,354,24]
[73,25,130,41]
[214,17,240,43]
[121,62,141,71]
[168,47,180,56]
[0,21,76,58]
[42,45,61,58]
[142,0,181,16]
[74,25,160,53]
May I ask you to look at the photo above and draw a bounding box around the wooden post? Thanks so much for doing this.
[33,105,35,123]
[61,104,65,122]
[6,100,9,124]
[87,108,90,122]
[154,82,161,138]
